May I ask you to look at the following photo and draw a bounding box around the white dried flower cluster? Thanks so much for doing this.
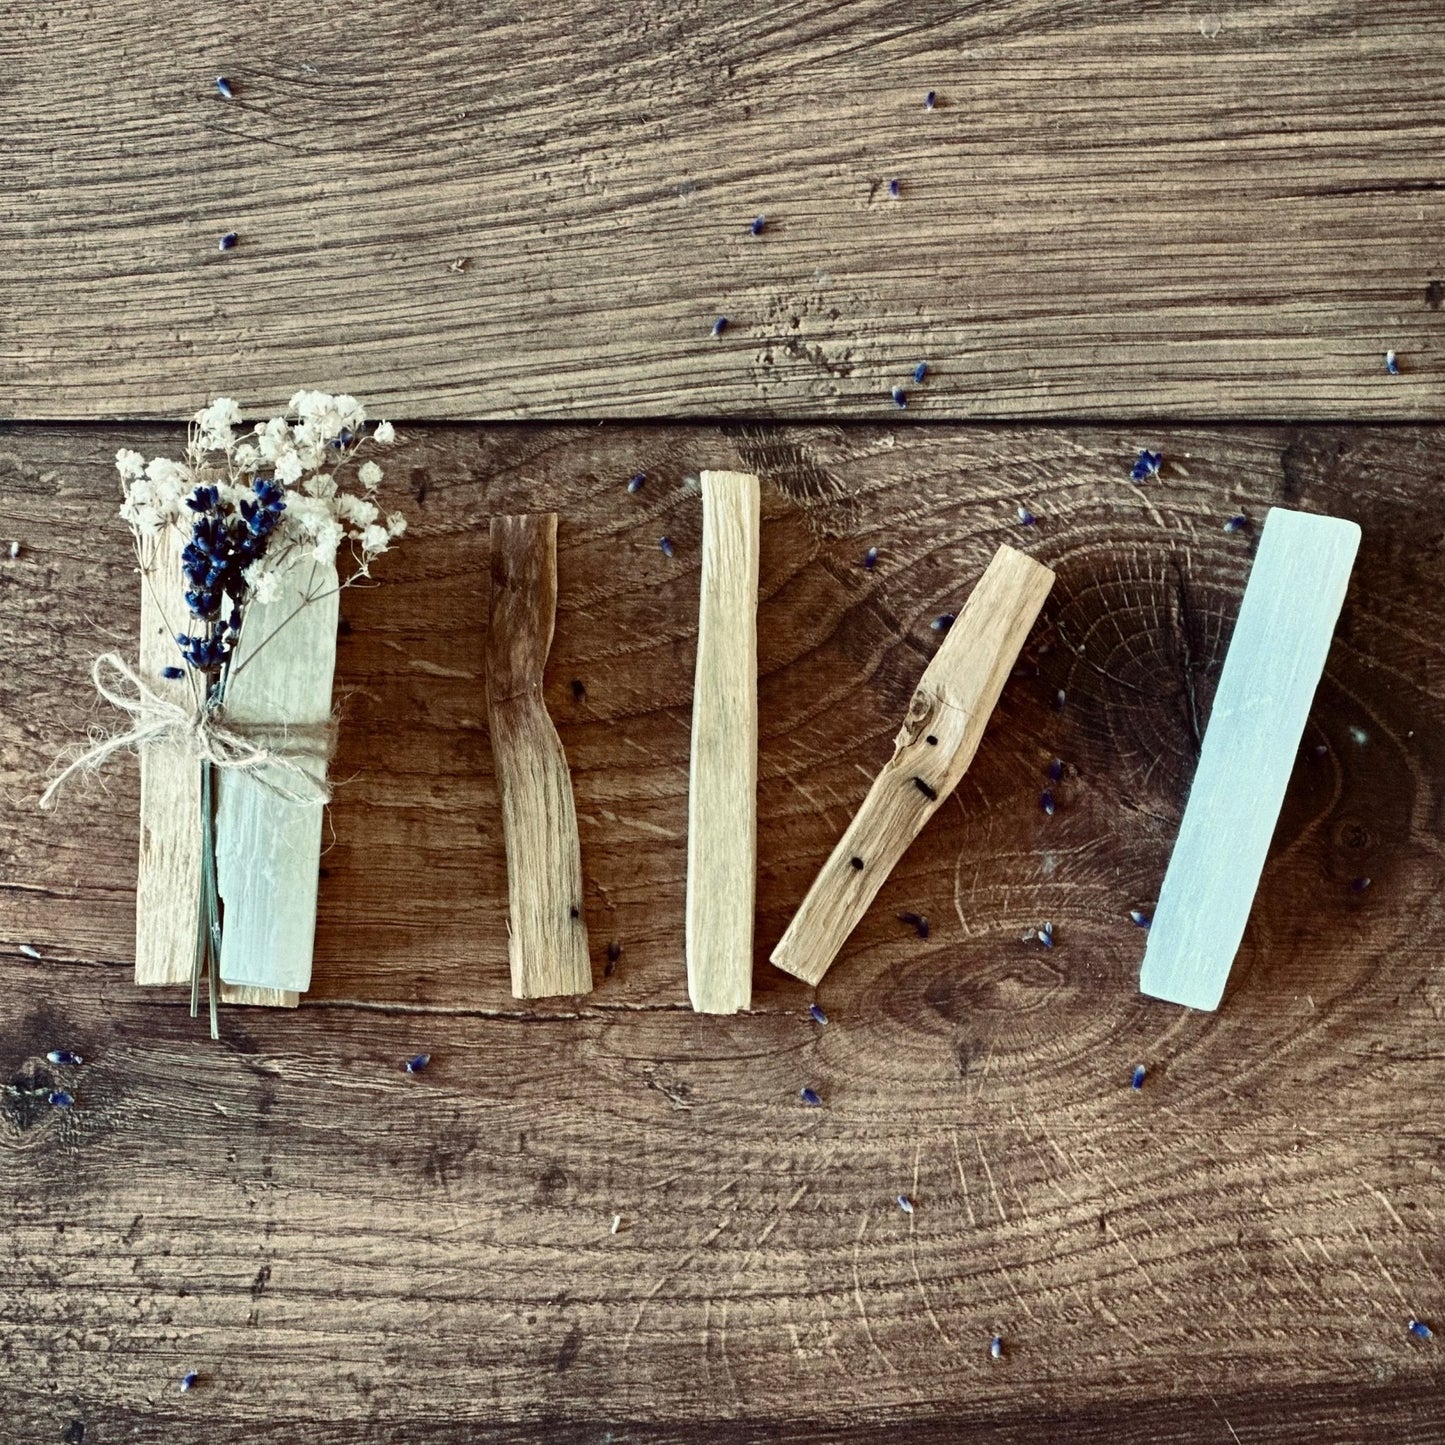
[117,393,406,584]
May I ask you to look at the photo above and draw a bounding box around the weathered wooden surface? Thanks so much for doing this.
[3,1,1445,422]
[2,421,1444,1442]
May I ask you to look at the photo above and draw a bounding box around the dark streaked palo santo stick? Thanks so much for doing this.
[686,470,761,1014]
[487,514,593,999]
[771,544,1055,987]
[1140,507,1360,1011]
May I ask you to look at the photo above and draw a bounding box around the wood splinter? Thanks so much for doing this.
[487,514,592,999]
[686,470,761,1014]
[771,544,1055,987]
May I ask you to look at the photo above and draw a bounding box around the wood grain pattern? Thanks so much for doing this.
[1141,508,1360,1011]
[134,528,202,987]
[4,421,1445,1442]
[3,1,1445,421]
[686,471,760,1014]
[772,544,1053,986]
[487,514,592,999]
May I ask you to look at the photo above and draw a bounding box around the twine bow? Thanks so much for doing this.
[39,652,334,810]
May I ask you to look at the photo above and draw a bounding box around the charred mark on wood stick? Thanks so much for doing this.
[913,777,938,801]
[850,856,864,870]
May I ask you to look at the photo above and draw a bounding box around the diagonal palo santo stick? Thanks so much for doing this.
[771,544,1055,987]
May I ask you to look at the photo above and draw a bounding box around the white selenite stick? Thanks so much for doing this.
[1139,507,1360,1011]
[216,553,339,994]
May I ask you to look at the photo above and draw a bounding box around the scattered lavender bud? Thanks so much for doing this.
[1129,909,1152,928]
[711,316,728,338]
[931,612,955,634]
[1350,876,1372,893]
[989,1335,1003,1360]
[1047,758,1064,783]
[862,545,879,571]
[809,1002,828,1025]
[659,536,675,558]
[898,911,930,940]
[7,540,18,559]
[1385,350,1400,375]
[161,665,185,680]
[218,232,238,252]
[48,1089,74,1109]
[1349,725,1369,745]
[800,1086,822,1107]
[1131,1064,1147,1090]
[18,944,41,959]
[1037,921,1054,949]
[215,76,234,99]
[1223,514,1248,533]
[912,777,938,801]
[611,1214,623,1234]
[1054,689,1066,710]
[626,472,646,493]
[605,940,622,976]
[1130,449,1162,482]
[403,1053,431,1074]
[891,387,907,408]
[897,1194,914,1214]
[888,178,900,199]
[46,1050,83,1066]
[1310,742,1329,760]
[924,90,936,110]
[1039,789,1056,817]
[179,1371,199,1393]
[750,215,766,236]
[1017,504,1037,526]
[913,361,928,383]
[1408,1318,1434,1340]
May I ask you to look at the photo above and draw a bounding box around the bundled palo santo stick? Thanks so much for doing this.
[772,544,1054,987]
[685,470,761,1014]
[1140,507,1360,1011]
[487,514,593,999]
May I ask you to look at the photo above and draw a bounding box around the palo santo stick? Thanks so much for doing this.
[685,470,761,1014]
[1140,507,1360,1011]
[771,544,1054,987]
[215,551,337,998]
[135,529,203,987]
[135,531,299,1007]
[487,514,592,999]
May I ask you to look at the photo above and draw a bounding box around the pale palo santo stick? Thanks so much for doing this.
[215,549,337,1000]
[686,471,761,1014]
[487,515,593,999]
[772,544,1055,987]
[135,528,204,987]
[1140,507,1360,1011]
[136,532,298,1007]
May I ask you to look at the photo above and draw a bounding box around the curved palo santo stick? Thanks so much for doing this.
[771,544,1054,987]
[487,514,593,999]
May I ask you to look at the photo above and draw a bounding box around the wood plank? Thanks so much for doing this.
[3,2,1444,421]
[214,551,339,996]
[488,514,592,999]
[772,544,1053,987]
[1141,508,1360,1011]
[4,421,1445,1437]
[134,527,201,987]
[686,470,760,1014]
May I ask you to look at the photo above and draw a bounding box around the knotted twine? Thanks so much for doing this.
[39,652,335,810]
